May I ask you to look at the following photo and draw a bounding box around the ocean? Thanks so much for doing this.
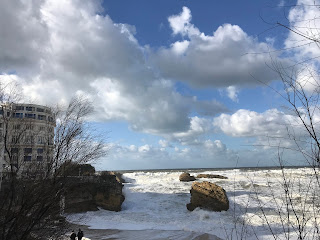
[67,167,320,239]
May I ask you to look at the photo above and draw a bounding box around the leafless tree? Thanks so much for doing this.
[0,85,107,240]
[228,3,320,239]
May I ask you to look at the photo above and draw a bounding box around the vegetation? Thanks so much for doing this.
[0,85,106,240]
[58,161,96,177]
[229,3,320,239]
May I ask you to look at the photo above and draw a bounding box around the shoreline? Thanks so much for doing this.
[62,223,222,240]
[108,165,312,173]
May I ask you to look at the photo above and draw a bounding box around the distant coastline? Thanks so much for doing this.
[105,164,313,173]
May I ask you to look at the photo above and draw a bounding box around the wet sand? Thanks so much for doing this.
[63,223,222,240]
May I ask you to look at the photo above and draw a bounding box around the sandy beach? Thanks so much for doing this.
[62,223,221,240]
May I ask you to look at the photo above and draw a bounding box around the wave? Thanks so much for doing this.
[67,167,319,239]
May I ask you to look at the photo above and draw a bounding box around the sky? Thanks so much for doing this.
[1,0,320,170]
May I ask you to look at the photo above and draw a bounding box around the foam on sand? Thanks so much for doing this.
[66,168,319,239]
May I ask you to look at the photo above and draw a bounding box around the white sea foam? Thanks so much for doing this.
[66,168,320,239]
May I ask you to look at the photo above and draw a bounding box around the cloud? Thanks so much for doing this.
[213,108,316,148]
[0,0,146,102]
[96,139,305,170]
[97,140,234,170]
[90,78,192,134]
[226,86,239,102]
[170,40,190,55]
[4,0,313,170]
[213,109,293,137]
[152,6,283,90]
[168,6,200,37]
[90,78,227,135]
[138,144,151,153]
[169,116,213,145]
[285,0,320,61]
[203,139,226,152]
[295,64,320,92]
[192,97,228,116]
[0,0,228,137]
[159,139,171,148]
[282,1,320,93]
[0,0,48,73]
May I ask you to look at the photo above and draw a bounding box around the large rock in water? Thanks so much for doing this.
[196,174,228,179]
[179,172,196,182]
[63,174,125,213]
[187,181,229,211]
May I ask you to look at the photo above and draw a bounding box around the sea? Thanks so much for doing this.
[66,167,320,239]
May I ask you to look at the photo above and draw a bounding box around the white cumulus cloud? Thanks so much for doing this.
[213,108,318,149]
[213,109,298,137]
[152,6,286,89]
[0,0,227,138]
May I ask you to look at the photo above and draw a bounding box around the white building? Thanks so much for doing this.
[0,103,55,178]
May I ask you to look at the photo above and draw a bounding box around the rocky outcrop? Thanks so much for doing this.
[179,172,196,182]
[187,181,229,212]
[63,174,125,213]
[196,174,228,179]
[103,171,126,183]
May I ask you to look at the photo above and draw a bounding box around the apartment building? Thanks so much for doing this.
[0,103,55,178]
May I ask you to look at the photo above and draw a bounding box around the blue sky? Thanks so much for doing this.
[1,0,319,170]
[103,0,288,46]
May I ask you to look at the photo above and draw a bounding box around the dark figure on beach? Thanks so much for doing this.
[77,229,84,240]
[70,230,76,240]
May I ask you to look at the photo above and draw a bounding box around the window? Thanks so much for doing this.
[0,110,3,115]
[11,148,19,154]
[26,124,34,130]
[24,136,34,144]
[48,116,54,122]
[11,163,18,168]
[13,124,20,130]
[12,155,18,162]
[37,148,43,154]
[11,136,19,143]
[36,108,44,112]
[38,136,45,144]
[25,113,35,119]
[26,106,33,111]
[39,126,46,131]
[0,123,3,128]
[36,156,43,161]
[24,156,32,161]
[13,113,23,118]
[38,115,46,120]
[24,148,32,154]
[16,106,24,110]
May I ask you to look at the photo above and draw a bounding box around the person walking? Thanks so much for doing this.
[77,228,84,240]
[70,230,76,240]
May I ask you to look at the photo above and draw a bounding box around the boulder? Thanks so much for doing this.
[179,172,196,182]
[107,171,126,183]
[196,174,228,179]
[94,191,125,212]
[64,174,125,213]
[187,181,229,212]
